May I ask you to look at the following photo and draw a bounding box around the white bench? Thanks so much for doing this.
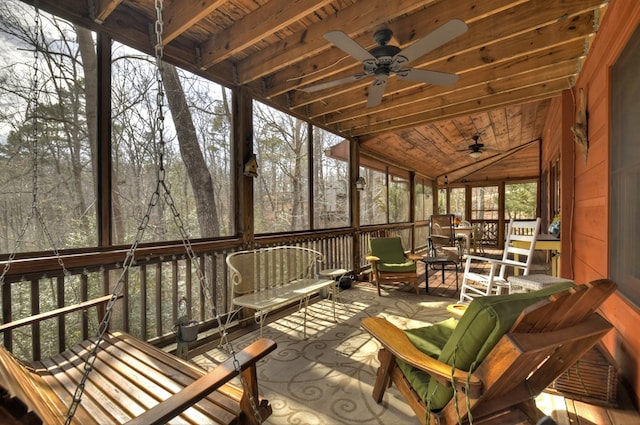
[226,246,337,338]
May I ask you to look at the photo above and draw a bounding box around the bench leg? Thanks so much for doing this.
[303,296,311,338]
[256,311,268,338]
[331,285,337,322]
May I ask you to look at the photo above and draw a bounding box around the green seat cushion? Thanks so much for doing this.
[377,261,417,273]
[397,280,575,411]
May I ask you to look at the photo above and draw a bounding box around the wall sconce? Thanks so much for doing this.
[243,154,258,177]
[355,176,367,191]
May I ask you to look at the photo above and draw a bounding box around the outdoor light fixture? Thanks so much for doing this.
[355,176,367,191]
[469,151,482,159]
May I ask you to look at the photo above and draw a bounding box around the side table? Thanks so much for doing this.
[318,268,348,320]
[508,274,574,294]
[421,256,459,293]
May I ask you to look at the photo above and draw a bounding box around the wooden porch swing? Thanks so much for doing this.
[0,2,276,423]
[0,296,276,425]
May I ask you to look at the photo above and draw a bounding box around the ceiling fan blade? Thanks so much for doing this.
[324,30,375,63]
[366,74,387,108]
[300,74,367,93]
[391,19,468,69]
[396,68,459,86]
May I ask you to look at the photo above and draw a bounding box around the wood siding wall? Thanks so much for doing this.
[542,0,640,406]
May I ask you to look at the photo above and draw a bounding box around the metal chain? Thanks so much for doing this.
[1,0,70,287]
[66,0,262,423]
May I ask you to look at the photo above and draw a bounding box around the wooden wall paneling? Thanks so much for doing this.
[568,0,640,406]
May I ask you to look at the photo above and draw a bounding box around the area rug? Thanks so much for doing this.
[194,284,455,425]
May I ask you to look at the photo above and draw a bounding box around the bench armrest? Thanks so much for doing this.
[0,294,120,332]
[365,255,380,262]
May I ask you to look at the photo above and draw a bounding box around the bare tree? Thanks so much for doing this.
[160,63,218,237]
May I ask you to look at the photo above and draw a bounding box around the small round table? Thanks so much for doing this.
[421,256,459,293]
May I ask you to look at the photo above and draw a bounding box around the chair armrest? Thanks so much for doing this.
[365,255,380,262]
[127,338,277,425]
[464,254,501,263]
[406,253,422,262]
[465,255,525,269]
[361,317,481,397]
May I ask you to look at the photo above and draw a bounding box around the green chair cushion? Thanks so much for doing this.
[397,280,575,411]
[369,237,408,264]
[377,261,417,273]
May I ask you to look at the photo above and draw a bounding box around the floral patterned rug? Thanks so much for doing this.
[193,283,455,425]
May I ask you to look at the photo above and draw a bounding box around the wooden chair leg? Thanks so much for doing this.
[373,349,394,403]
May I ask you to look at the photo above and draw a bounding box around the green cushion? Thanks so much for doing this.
[377,261,417,273]
[369,237,407,264]
[397,281,575,411]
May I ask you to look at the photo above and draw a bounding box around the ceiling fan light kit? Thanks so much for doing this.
[302,19,468,107]
[469,151,482,159]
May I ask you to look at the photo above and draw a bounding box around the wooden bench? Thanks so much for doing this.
[226,246,337,338]
[0,296,276,425]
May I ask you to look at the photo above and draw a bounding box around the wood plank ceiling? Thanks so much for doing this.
[31,0,607,184]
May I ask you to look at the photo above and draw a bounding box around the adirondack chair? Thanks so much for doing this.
[362,279,616,425]
[0,296,277,425]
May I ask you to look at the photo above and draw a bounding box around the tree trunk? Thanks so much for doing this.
[160,63,218,237]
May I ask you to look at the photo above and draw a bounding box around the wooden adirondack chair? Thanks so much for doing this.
[362,279,616,425]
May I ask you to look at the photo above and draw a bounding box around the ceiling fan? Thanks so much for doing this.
[458,134,496,159]
[300,19,468,107]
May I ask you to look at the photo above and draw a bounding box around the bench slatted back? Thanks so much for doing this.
[227,246,324,295]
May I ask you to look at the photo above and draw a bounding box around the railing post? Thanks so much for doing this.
[31,278,40,361]
[2,280,12,351]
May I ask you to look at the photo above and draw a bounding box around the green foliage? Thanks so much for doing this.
[505,182,537,219]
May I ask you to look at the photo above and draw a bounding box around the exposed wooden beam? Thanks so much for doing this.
[199,0,335,69]
[162,0,227,45]
[93,0,123,24]
[351,77,570,137]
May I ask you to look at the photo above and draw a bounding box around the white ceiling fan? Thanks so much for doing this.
[300,19,468,107]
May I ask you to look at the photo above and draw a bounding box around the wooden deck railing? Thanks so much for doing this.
[1,229,360,361]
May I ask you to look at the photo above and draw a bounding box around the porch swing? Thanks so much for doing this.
[0,2,276,424]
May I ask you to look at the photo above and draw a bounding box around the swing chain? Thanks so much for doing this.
[67,1,262,422]
[151,1,262,422]
[1,0,69,286]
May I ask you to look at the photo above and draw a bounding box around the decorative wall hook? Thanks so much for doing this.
[571,87,589,162]
[244,154,258,177]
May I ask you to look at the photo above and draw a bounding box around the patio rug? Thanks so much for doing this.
[193,283,454,425]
